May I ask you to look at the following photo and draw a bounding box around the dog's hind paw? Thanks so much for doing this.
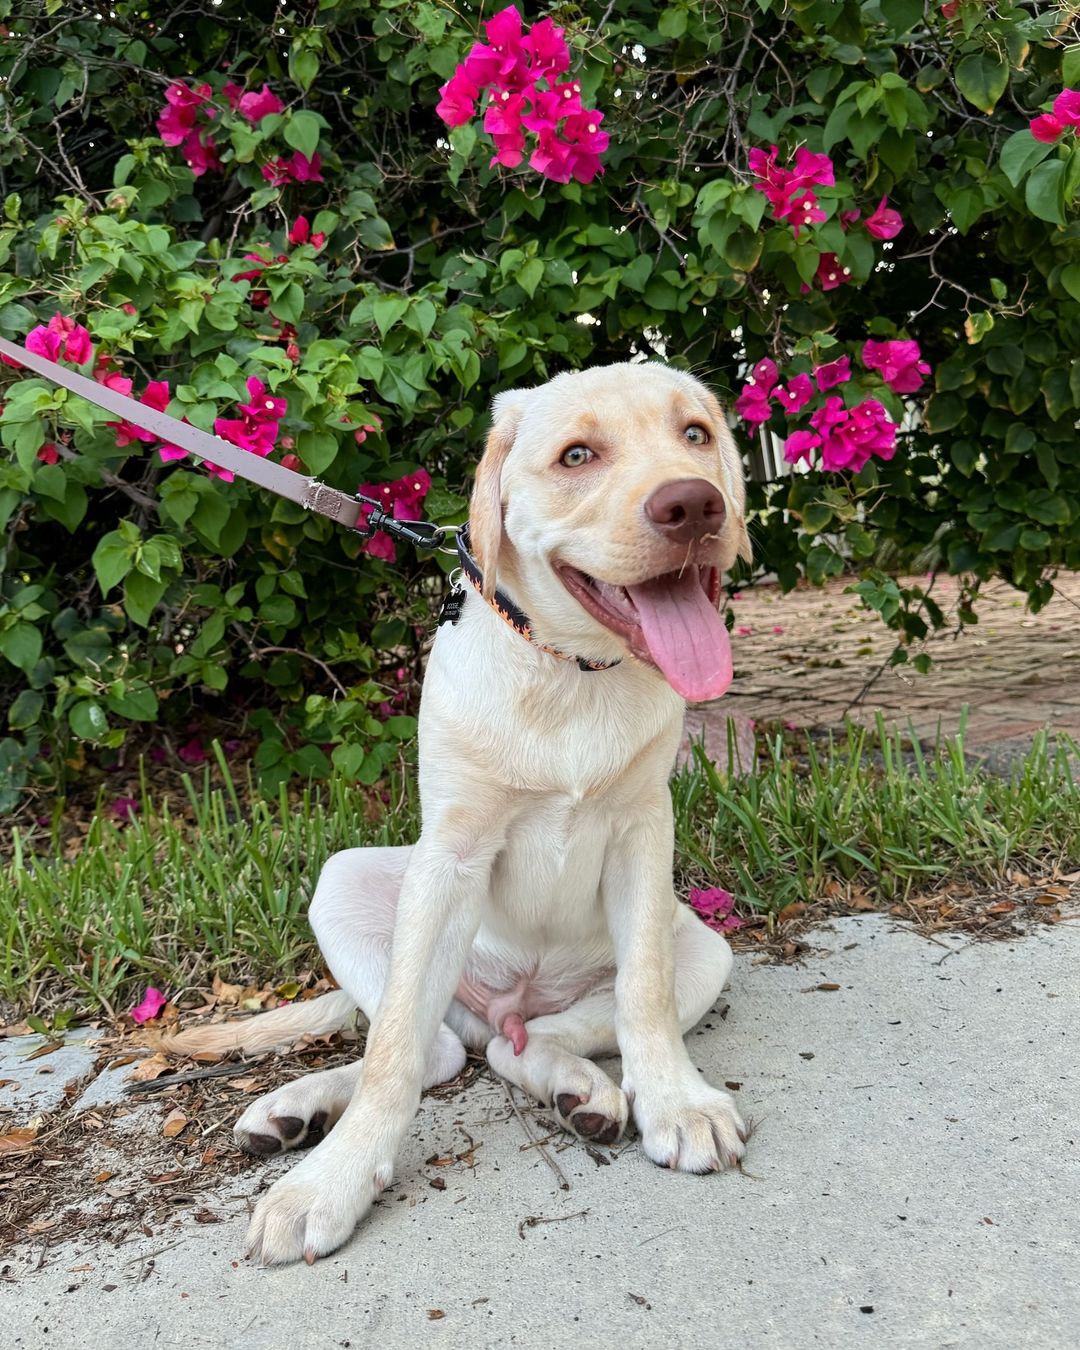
[235,1061,363,1157]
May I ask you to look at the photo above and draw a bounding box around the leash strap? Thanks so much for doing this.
[0,335,371,534]
[451,526,620,672]
[2,334,616,670]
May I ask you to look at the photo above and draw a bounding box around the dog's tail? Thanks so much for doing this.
[160,989,359,1057]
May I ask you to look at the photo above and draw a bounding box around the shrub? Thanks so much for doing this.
[0,1,1075,802]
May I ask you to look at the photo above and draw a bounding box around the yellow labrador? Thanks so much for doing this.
[169,361,752,1266]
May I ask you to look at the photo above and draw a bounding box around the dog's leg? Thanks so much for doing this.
[486,907,732,1147]
[245,807,505,1266]
[235,846,484,1157]
[602,794,747,1173]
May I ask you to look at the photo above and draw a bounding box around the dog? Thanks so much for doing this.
[167,361,753,1266]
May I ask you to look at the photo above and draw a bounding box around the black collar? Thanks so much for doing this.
[440,527,620,673]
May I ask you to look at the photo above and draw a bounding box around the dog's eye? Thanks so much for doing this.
[684,425,710,445]
[560,445,594,467]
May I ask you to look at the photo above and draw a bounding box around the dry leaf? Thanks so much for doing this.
[778,902,808,922]
[162,1109,188,1138]
[428,1311,445,1321]
[986,901,1016,915]
[212,974,244,1007]
[94,1170,114,1184]
[848,895,877,912]
[227,1076,263,1093]
[0,1125,39,1155]
[1032,894,1062,907]
[25,1039,64,1062]
[127,1052,171,1083]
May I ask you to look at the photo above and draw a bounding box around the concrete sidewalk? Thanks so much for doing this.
[6,916,1079,1349]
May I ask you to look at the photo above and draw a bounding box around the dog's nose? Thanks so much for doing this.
[644,478,726,542]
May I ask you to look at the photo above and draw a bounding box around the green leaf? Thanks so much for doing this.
[92,531,136,594]
[69,699,109,740]
[284,110,321,161]
[290,46,320,93]
[105,684,159,721]
[297,429,339,474]
[658,6,688,39]
[802,502,833,533]
[954,53,1009,115]
[372,294,408,336]
[123,571,167,627]
[8,688,44,730]
[1063,46,1080,89]
[0,621,42,673]
[1024,159,1066,227]
[1060,263,1080,303]
[999,130,1053,189]
[517,257,544,299]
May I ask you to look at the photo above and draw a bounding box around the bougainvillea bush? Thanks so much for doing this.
[0,1,1076,804]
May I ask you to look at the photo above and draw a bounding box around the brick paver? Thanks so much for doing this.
[719,571,1080,754]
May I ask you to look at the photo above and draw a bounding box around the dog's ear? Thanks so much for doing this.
[469,391,525,596]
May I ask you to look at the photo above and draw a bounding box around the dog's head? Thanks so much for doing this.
[468,362,751,702]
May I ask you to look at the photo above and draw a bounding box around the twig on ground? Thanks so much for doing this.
[500,1080,570,1192]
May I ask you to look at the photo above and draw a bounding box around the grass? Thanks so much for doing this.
[2,720,1078,1017]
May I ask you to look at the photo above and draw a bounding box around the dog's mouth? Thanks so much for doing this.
[556,564,732,702]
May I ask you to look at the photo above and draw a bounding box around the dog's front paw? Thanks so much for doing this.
[631,1079,747,1174]
[246,1140,390,1266]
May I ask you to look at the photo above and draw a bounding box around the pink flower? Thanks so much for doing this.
[736,625,752,636]
[437,69,479,127]
[111,796,140,822]
[791,147,835,190]
[809,396,850,439]
[239,375,287,421]
[787,190,827,236]
[839,208,861,229]
[813,355,851,391]
[1030,113,1064,143]
[750,358,779,393]
[734,382,773,425]
[289,151,323,182]
[178,737,207,766]
[26,315,94,365]
[181,126,222,177]
[861,339,930,393]
[1052,89,1080,127]
[260,152,323,185]
[772,626,784,634]
[485,90,528,167]
[689,887,742,934]
[815,253,851,291]
[236,84,284,124]
[130,987,167,1023]
[436,7,605,183]
[782,429,822,465]
[865,196,903,240]
[37,443,60,464]
[25,326,62,362]
[110,379,172,449]
[749,144,834,231]
[357,469,432,562]
[523,16,570,79]
[939,0,959,16]
[777,373,815,414]
[156,81,211,146]
[287,215,325,248]
[820,399,896,472]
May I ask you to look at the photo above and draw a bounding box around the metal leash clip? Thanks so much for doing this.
[353,493,454,551]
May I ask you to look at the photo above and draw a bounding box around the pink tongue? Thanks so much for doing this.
[626,571,733,701]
